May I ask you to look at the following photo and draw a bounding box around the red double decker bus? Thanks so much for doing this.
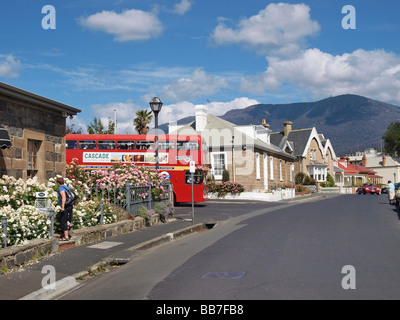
[65,134,209,204]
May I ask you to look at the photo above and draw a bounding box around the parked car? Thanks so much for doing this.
[381,187,388,194]
[357,183,381,195]
[394,184,400,205]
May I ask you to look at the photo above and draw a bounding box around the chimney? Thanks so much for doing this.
[382,154,386,167]
[283,121,293,137]
[262,119,270,129]
[195,105,208,132]
[362,154,367,167]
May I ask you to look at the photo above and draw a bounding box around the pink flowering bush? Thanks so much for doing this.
[208,181,246,198]
[91,164,168,202]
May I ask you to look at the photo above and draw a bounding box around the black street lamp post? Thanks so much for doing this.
[149,97,163,172]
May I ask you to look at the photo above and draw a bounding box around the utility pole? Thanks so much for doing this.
[114,109,117,134]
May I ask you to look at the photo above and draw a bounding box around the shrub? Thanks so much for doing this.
[222,169,230,182]
[295,172,307,185]
[154,201,175,223]
[0,205,51,246]
[208,181,246,198]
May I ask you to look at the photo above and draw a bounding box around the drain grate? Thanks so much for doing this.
[202,272,246,280]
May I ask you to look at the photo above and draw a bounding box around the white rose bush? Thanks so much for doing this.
[0,159,172,248]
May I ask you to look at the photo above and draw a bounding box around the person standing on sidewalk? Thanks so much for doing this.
[388,180,395,205]
[57,177,73,241]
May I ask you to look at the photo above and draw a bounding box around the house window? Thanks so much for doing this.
[211,152,227,180]
[256,153,260,180]
[310,149,317,160]
[270,156,274,181]
[280,161,283,181]
[263,153,269,189]
[28,139,41,178]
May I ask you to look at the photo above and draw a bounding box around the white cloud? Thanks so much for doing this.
[90,100,142,134]
[0,55,22,78]
[78,9,163,41]
[161,68,228,102]
[240,48,400,103]
[211,3,320,57]
[172,0,193,15]
[159,97,259,125]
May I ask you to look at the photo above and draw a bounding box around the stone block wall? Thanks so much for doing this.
[0,95,66,182]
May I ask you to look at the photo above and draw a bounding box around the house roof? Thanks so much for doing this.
[175,114,295,159]
[271,128,314,157]
[0,82,81,115]
[365,155,400,167]
[337,159,381,177]
[307,160,327,168]
[271,126,337,160]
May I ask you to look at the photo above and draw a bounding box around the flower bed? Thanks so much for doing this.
[0,160,173,247]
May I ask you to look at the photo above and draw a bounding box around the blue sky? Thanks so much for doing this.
[1,0,400,133]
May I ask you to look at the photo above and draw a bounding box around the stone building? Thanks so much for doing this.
[0,82,80,182]
[169,106,296,192]
[270,121,337,183]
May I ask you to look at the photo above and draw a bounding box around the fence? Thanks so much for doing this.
[1,211,55,249]
[89,179,172,216]
[1,179,172,248]
[318,187,358,194]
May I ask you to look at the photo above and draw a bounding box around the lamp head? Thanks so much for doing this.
[149,97,163,113]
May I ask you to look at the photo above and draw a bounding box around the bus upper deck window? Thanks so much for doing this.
[159,141,175,150]
[177,141,199,151]
[117,141,135,150]
[79,140,96,150]
[66,140,77,150]
[136,141,154,150]
[98,140,115,150]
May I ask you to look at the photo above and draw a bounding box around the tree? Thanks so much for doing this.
[66,124,83,134]
[383,122,400,157]
[87,117,116,134]
[134,110,153,134]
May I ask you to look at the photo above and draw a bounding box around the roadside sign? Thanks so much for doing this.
[160,171,171,179]
[190,161,195,173]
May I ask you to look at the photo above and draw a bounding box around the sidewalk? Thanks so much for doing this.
[0,218,204,300]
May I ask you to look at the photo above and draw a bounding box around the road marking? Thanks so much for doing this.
[88,241,123,249]
[202,272,246,280]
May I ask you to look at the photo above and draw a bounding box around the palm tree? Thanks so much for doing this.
[134,110,153,134]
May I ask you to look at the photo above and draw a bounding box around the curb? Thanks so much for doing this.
[19,222,207,300]
[19,276,78,300]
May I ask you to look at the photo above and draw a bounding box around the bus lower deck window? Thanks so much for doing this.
[185,170,204,185]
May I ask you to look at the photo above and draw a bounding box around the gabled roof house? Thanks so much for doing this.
[270,121,337,183]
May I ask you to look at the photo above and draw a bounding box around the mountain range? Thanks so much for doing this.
[160,94,400,156]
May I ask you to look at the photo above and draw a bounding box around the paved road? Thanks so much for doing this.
[60,194,400,300]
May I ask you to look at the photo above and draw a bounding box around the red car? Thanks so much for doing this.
[357,183,381,195]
